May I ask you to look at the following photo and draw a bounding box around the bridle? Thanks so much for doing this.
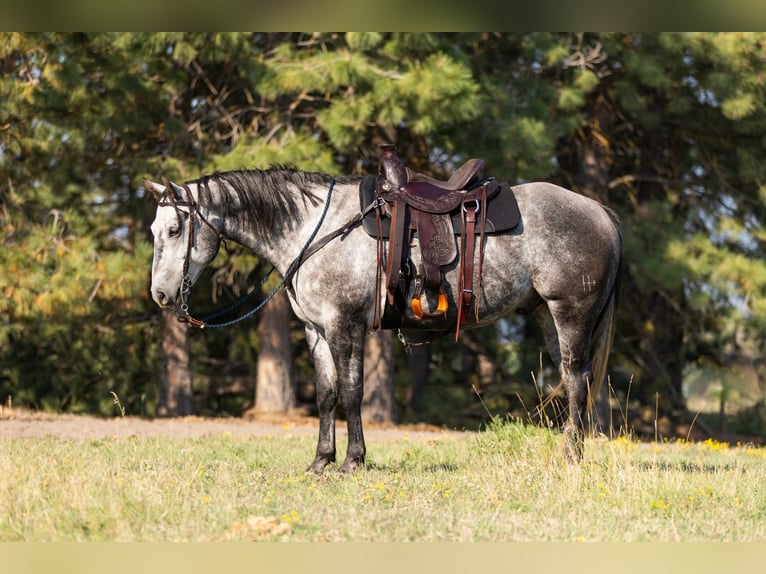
[156,177,360,330]
[157,177,223,328]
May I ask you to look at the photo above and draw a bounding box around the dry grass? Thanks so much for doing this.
[1,420,765,541]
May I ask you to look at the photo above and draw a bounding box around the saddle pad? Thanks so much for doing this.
[359,175,521,238]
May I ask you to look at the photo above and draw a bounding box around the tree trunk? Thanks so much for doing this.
[461,329,498,390]
[157,308,193,417]
[629,287,687,414]
[407,343,431,417]
[253,289,295,413]
[362,330,397,423]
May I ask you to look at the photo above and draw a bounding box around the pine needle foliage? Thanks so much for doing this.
[2,33,766,423]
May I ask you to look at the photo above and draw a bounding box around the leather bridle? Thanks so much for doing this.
[157,177,222,327]
[155,177,355,329]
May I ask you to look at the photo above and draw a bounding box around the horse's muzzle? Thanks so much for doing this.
[152,288,177,308]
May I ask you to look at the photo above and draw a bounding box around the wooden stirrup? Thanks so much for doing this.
[411,289,448,319]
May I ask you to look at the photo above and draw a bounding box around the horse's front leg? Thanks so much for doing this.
[305,324,338,474]
[327,318,367,473]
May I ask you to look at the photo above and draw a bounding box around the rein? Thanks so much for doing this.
[161,178,344,329]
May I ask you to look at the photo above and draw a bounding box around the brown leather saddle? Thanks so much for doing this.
[362,144,520,338]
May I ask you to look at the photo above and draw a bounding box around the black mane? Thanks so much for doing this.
[191,168,359,237]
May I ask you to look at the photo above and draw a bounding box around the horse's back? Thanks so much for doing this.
[512,182,619,235]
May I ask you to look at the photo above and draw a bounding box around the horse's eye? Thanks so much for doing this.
[168,226,181,238]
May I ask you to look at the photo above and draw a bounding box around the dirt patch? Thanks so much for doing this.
[0,406,470,443]
[6,405,758,447]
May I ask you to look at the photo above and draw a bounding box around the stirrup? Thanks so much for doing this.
[411,288,448,319]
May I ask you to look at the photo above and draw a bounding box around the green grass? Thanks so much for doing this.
[2,420,765,541]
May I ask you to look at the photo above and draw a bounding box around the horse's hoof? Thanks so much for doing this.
[338,457,364,474]
[307,456,333,475]
[564,428,585,464]
[563,442,584,463]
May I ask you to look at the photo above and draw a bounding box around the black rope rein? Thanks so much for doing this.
[174,178,341,329]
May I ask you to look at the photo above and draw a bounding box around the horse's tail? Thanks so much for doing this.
[587,208,622,419]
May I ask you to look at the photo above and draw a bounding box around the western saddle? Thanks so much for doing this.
[368,144,518,340]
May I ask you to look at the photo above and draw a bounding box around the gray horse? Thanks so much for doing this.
[147,167,621,473]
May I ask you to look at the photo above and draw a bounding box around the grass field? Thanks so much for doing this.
[2,419,765,542]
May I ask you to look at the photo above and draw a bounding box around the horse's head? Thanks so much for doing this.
[146,178,221,309]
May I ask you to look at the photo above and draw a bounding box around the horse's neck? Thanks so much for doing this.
[213,176,336,274]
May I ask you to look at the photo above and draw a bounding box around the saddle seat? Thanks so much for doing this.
[407,158,485,192]
[401,159,486,214]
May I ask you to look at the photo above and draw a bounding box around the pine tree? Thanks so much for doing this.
[4,32,766,432]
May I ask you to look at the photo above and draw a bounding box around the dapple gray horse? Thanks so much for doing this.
[147,167,621,473]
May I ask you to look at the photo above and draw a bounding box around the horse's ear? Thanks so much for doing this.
[144,180,166,202]
[162,177,187,201]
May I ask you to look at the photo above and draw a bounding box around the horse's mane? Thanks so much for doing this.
[191,167,359,237]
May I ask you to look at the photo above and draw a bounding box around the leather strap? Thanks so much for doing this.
[456,200,477,339]
[374,206,385,329]
[474,185,488,323]
[385,198,407,301]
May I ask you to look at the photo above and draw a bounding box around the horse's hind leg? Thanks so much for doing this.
[305,324,338,474]
[534,302,594,462]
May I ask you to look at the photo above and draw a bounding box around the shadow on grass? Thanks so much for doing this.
[366,461,461,473]
[636,461,740,473]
